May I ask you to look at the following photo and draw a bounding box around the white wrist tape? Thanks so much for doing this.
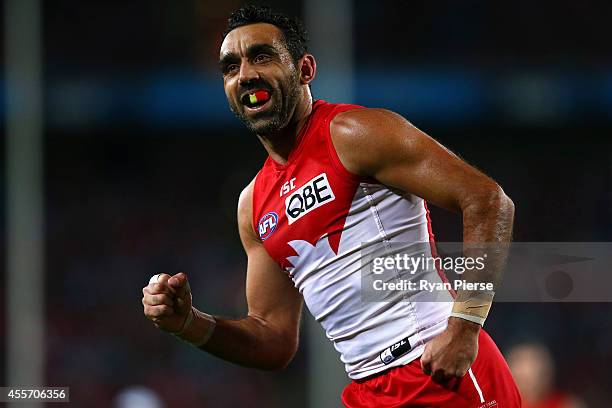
[174,307,195,335]
[173,307,216,347]
[149,274,162,285]
[449,312,487,326]
[192,309,216,347]
[451,291,495,326]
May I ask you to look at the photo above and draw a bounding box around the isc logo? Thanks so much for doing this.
[258,212,278,240]
[285,173,335,225]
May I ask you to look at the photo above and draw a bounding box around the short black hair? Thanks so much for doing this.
[223,5,309,63]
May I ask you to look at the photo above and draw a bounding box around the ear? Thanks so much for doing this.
[298,54,316,85]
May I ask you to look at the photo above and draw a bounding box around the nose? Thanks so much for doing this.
[238,60,259,85]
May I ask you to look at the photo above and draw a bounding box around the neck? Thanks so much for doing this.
[257,91,313,165]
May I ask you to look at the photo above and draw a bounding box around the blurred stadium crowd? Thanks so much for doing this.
[2,0,612,406]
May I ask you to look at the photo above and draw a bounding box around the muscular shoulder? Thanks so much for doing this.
[330,108,424,177]
[238,177,259,247]
[331,107,406,135]
[238,178,255,216]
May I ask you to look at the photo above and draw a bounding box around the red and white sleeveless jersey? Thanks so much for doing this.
[252,100,452,379]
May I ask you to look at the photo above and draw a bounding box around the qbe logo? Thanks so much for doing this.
[285,173,335,225]
[258,212,278,240]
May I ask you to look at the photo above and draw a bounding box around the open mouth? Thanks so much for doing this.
[241,90,272,110]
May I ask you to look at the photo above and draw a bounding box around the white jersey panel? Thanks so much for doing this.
[286,182,453,379]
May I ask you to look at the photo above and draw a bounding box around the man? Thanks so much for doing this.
[142,5,521,407]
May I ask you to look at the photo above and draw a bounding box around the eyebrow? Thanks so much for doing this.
[219,43,279,70]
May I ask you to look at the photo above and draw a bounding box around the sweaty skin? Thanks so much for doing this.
[142,22,514,381]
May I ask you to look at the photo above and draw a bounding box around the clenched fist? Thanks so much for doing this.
[420,317,480,383]
[142,272,192,333]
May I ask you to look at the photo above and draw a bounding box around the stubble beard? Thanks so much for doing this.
[230,72,301,136]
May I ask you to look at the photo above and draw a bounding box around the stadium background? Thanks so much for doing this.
[1,0,612,406]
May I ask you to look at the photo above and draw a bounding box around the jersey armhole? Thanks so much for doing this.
[324,105,377,184]
[250,169,263,239]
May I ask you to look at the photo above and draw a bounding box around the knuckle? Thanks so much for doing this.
[159,295,173,306]
[151,305,172,317]
[433,368,449,379]
[152,283,168,294]
[147,294,164,305]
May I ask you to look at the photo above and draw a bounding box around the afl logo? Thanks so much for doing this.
[258,212,278,240]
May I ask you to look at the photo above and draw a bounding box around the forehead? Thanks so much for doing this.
[220,23,286,57]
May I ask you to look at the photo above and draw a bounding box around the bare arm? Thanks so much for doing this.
[331,108,513,225]
[200,181,303,369]
[330,108,514,380]
[332,108,514,282]
[143,181,303,371]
